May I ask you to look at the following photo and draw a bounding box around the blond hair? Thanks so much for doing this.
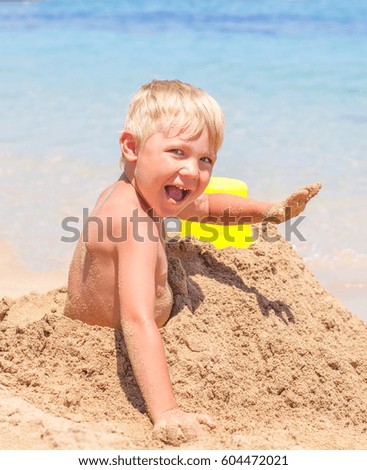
[120,79,224,165]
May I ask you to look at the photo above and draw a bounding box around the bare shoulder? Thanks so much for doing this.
[92,180,133,216]
[83,181,136,249]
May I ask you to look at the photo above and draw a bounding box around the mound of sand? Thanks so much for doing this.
[1,226,367,449]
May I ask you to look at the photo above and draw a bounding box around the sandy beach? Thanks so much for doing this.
[1,226,366,450]
[1,0,367,455]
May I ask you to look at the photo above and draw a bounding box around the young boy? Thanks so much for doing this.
[65,79,321,442]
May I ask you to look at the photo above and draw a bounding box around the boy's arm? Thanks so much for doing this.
[177,182,322,225]
[117,219,177,423]
[116,214,214,440]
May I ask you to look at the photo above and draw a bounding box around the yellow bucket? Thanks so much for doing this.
[180,176,253,248]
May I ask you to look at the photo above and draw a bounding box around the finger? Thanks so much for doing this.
[286,189,308,206]
[304,182,322,200]
[287,182,322,206]
[197,414,216,429]
[296,182,322,201]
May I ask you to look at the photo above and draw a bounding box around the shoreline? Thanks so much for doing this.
[0,241,67,299]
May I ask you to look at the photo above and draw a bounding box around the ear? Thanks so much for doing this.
[120,131,138,162]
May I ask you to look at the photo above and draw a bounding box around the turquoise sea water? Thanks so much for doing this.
[0,1,366,318]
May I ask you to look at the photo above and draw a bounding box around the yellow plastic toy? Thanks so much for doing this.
[180,176,253,248]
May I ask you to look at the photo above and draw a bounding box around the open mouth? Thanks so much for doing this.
[164,185,190,203]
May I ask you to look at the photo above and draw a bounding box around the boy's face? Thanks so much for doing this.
[129,125,216,218]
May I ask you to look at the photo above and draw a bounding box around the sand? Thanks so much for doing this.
[1,225,367,450]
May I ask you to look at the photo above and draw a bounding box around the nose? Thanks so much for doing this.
[179,158,199,180]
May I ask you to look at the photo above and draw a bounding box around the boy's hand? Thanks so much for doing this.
[265,182,322,223]
[153,408,216,445]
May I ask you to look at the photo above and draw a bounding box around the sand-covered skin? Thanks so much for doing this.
[265,182,322,222]
[1,225,367,449]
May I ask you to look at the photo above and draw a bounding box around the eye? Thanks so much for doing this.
[200,156,214,165]
[169,149,184,156]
